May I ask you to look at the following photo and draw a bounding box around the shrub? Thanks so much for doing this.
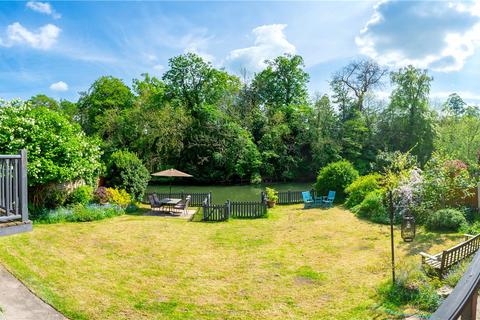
[106,188,131,208]
[378,261,440,312]
[315,160,359,199]
[44,189,68,209]
[352,190,389,224]
[426,209,467,232]
[33,204,124,224]
[344,173,381,208]
[94,186,109,204]
[265,187,279,202]
[66,185,93,205]
[105,150,150,200]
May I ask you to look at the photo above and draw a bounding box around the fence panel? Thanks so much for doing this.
[203,202,229,222]
[230,201,267,219]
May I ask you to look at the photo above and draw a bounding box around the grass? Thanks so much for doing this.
[0,205,462,320]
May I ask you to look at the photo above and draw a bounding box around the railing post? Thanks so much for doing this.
[461,290,478,320]
[226,200,231,220]
[19,149,28,222]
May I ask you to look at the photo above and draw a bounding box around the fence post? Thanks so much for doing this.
[19,149,28,222]
[288,191,291,204]
[226,200,231,220]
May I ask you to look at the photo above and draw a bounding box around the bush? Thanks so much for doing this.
[44,189,68,209]
[94,186,109,204]
[265,187,279,202]
[106,187,131,208]
[105,150,150,200]
[66,185,94,205]
[315,160,359,200]
[426,209,467,232]
[344,173,381,208]
[32,204,124,224]
[352,190,389,224]
[378,261,440,313]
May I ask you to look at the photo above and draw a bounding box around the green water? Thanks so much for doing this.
[147,182,314,204]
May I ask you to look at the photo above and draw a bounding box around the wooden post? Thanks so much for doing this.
[388,190,395,283]
[461,291,477,320]
[19,149,28,222]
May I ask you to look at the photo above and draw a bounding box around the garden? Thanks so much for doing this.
[1,53,480,319]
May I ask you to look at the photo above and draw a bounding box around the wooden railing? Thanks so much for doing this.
[0,150,28,223]
[430,249,480,319]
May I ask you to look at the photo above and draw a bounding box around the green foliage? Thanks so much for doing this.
[0,100,102,187]
[352,189,388,224]
[106,187,132,208]
[426,209,467,232]
[378,262,440,313]
[78,76,134,135]
[44,189,68,209]
[105,150,150,200]
[376,66,435,165]
[33,204,124,224]
[344,173,381,208]
[315,160,359,199]
[265,187,279,202]
[66,185,94,206]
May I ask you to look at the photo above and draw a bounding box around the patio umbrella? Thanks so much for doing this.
[151,169,193,197]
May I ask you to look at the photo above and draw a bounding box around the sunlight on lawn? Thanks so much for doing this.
[0,205,462,320]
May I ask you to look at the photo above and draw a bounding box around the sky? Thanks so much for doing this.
[1,0,480,104]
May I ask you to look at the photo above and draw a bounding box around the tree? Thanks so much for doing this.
[252,54,309,108]
[443,93,466,117]
[163,53,241,112]
[0,99,102,206]
[330,59,387,114]
[310,95,341,171]
[377,66,435,165]
[29,94,60,111]
[77,76,134,135]
[105,150,150,200]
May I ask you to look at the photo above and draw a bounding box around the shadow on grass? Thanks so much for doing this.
[401,231,461,256]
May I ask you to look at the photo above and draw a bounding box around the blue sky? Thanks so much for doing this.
[1,0,480,104]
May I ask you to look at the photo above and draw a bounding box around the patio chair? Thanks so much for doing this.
[302,191,315,209]
[173,195,191,215]
[321,191,336,208]
[148,194,162,212]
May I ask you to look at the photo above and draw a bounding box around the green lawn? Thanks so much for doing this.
[0,205,462,319]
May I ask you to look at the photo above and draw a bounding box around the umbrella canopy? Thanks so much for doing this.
[151,169,193,197]
[151,169,193,178]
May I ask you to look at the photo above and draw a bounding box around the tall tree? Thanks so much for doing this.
[330,59,387,116]
[253,54,309,109]
[377,66,435,165]
[77,76,134,135]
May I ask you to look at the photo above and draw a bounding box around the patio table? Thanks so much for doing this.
[159,198,182,213]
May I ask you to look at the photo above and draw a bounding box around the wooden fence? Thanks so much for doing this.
[147,192,211,207]
[203,198,267,221]
[261,190,314,205]
[230,200,267,219]
[0,150,28,223]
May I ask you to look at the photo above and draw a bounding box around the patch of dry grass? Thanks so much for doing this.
[0,205,462,319]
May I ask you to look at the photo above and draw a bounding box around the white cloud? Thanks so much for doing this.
[0,22,61,50]
[26,1,61,19]
[181,33,215,63]
[49,81,68,91]
[153,64,164,73]
[356,0,480,72]
[225,24,296,73]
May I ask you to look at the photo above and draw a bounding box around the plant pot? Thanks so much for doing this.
[267,200,276,208]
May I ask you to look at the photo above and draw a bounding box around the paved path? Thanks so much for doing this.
[0,265,66,320]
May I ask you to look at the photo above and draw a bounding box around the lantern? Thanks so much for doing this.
[401,214,416,242]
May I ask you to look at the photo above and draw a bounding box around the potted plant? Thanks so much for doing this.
[265,187,279,208]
